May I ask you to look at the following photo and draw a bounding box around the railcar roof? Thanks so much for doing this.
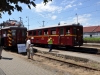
[28,23,82,31]
[0,26,27,30]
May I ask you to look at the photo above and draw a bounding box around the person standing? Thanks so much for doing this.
[29,44,34,60]
[0,37,4,59]
[47,36,53,52]
[26,37,31,59]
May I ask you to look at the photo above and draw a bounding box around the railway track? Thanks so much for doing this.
[35,44,100,55]
[52,46,100,55]
[35,52,100,71]
[71,46,100,54]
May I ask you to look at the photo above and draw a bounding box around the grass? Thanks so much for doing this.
[83,37,100,43]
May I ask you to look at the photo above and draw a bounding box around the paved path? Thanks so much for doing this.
[0,68,6,75]
[0,50,70,75]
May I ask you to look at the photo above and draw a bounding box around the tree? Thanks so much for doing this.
[0,0,52,18]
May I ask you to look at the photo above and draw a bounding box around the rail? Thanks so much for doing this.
[35,53,100,71]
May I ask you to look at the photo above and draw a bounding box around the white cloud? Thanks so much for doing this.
[59,21,67,25]
[61,0,77,10]
[61,0,76,5]
[31,2,62,13]
[38,13,57,20]
[30,1,59,20]
[61,0,68,5]
[59,14,92,26]
[74,8,77,10]
[76,14,91,24]
[72,14,91,26]
[70,0,76,4]
[78,2,82,5]
[61,0,83,10]
[51,15,57,20]
[38,13,45,18]
[64,5,72,9]
[73,4,76,7]
[64,4,77,10]
[97,1,100,4]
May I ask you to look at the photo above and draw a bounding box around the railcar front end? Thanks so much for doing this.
[0,27,27,48]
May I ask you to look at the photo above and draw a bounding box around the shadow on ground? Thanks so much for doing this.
[57,46,99,54]
[2,57,13,60]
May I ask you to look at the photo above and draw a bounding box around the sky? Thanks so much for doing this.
[0,0,100,30]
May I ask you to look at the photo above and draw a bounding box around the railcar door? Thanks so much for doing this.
[58,28,65,45]
[77,26,83,46]
[73,26,83,46]
[11,29,27,46]
[16,29,26,44]
[22,29,27,43]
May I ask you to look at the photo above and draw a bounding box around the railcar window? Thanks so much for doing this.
[66,27,70,34]
[12,30,16,36]
[29,31,32,36]
[60,28,64,35]
[50,28,56,35]
[33,31,36,36]
[44,29,48,35]
[73,27,76,34]
[3,31,7,37]
[38,30,42,35]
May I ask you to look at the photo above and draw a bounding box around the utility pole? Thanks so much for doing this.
[19,17,22,22]
[19,17,23,26]
[76,13,78,24]
[26,16,29,30]
[42,21,45,27]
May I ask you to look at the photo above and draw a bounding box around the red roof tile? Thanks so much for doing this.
[93,26,100,32]
[83,26,100,32]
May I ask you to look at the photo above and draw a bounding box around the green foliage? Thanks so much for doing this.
[0,0,52,18]
[84,37,100,43]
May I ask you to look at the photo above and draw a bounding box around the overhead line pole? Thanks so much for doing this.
[26,16,30,30]
[28,17,29,30]
[19,17,22,22]
[42,21,45,27]
[76,13,78,24]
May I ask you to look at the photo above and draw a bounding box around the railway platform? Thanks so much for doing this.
[82,43,100,51]
[83,43,100,46]
[33,46,100,63]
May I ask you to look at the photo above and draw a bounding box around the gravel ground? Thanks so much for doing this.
[33,53,100,75]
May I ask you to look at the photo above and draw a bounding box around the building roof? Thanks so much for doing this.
[94,26,100,32]
[83,25,100,32]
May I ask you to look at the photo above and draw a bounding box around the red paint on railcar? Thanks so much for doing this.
[27,24,83,47]
[0,20,27,48]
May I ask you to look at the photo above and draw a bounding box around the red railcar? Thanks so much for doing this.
[0,20,27,48]
[27,24,83,47]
